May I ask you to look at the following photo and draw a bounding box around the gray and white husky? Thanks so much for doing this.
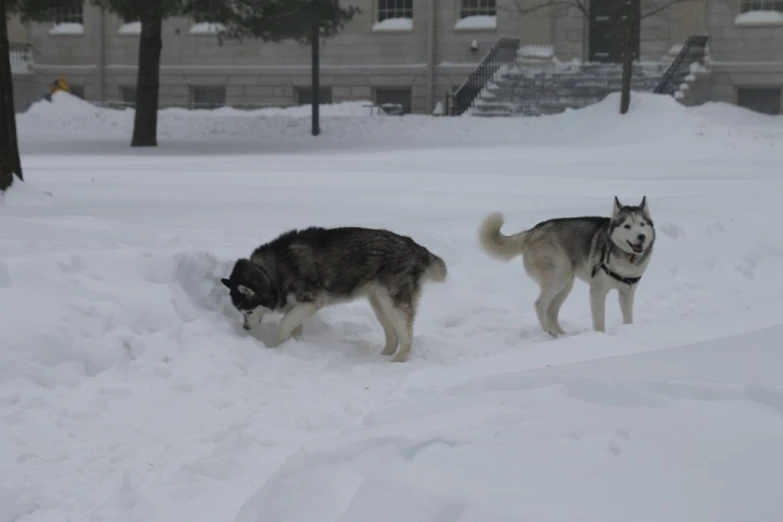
[221,226,448,362]
[478,197,655,336]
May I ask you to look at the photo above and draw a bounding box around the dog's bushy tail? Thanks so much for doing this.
[478,212,528,261]
[423,252,448,283]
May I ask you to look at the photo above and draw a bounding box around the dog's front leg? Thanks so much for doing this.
[291,325,304,340]
[618,285,636,325]
[589,282,609,333]
[269,303,318,347]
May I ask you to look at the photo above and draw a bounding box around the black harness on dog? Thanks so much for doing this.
[591,241,642,286]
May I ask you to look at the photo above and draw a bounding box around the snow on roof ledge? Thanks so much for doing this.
[454,15,497,31]
[48,23,84,36]
[189,22,226,35]
[372,18,413,32]
[118,21,141,35]
[734,10,783,27]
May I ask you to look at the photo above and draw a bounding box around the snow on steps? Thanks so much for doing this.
[470,60,667,117]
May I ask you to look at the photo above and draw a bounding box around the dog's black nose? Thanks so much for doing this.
[243,325,251,331]
[637,234,646,242]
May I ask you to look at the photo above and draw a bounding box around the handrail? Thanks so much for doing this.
[653,34,708,96]
[9,42,33,73]
[446,36,519,116]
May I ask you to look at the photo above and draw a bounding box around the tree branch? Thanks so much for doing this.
[504,0,701,22]
[640,0,698,20]
[568,0,589,19]
[498,0,558,16]
[500,0,590,19]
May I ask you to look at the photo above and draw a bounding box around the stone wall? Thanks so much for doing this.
[12,74,37,113]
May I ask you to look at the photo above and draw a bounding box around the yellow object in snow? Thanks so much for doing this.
[50,76,71,95]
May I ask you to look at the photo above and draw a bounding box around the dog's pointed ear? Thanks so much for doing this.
[221,278,232,289]
[613,196,623,216]
[238,285,255,297]
[640,196,649,214]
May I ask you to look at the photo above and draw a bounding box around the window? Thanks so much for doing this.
[740,1,783,12]
[737,87,781,115]
[375,88,412,115]
[190,11,225,34]
[296,87,333,105]
[192,11,215,23]
[118,15,141,35]
[53,3,84,25]
[378,0,413,21]
[191,86,226,109]
[460,0,496,18]
[120,86,137,107]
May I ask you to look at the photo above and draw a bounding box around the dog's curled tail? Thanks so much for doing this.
[424,252,448,283]
[478,212,528,261]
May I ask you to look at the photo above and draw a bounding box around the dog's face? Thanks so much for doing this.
[221,259,277,331]
[610,196,654,255]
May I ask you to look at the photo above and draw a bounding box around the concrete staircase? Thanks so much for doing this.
[471,53,667,117]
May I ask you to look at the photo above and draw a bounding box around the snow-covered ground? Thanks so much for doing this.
[2,92,783,522]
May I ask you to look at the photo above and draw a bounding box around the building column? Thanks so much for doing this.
[426,0,437,113]
[669,0,706,47]
[97,6,107,102]
[518,0,554,47]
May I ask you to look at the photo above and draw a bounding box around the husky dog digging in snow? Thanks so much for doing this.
[221,226,448,362]
[478,197,655,336]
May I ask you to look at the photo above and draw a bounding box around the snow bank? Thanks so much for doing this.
[0,179,53,206]
[17,91,783,152]
[4,84,783,522]
[236,328,783,522]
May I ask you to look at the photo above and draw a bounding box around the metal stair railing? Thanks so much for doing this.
[445,36,520,116]
[9,42,33,73]
[653,34,708,96]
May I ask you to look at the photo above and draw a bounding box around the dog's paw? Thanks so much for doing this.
[265,335,290,348]
[391,353,410,363]
[291,325,304,340]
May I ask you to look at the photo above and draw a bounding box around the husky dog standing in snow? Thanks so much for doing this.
[478,197,655,336]
[221,226,448,362]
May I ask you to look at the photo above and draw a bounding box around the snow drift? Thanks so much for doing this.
[16,90,783,152]
[2,87,783,522]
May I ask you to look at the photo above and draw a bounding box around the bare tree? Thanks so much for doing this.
[1,0,23,192]
[505,0,701,114]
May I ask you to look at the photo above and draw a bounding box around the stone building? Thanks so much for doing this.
[8,0,783,115]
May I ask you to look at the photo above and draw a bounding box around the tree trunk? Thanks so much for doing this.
[131,13,163,147]
[311,20,320,137]
[0,0,23,191]
[619,0,638,115]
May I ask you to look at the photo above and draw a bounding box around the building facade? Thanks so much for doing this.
[12,0,783,115]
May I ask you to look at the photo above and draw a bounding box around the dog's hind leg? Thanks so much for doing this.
[369,293,399,356]
[534,272,572,337]
[547,276,574,336]
[271,302,319,347]
[378,290,419,363]
[618,285,636,325]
